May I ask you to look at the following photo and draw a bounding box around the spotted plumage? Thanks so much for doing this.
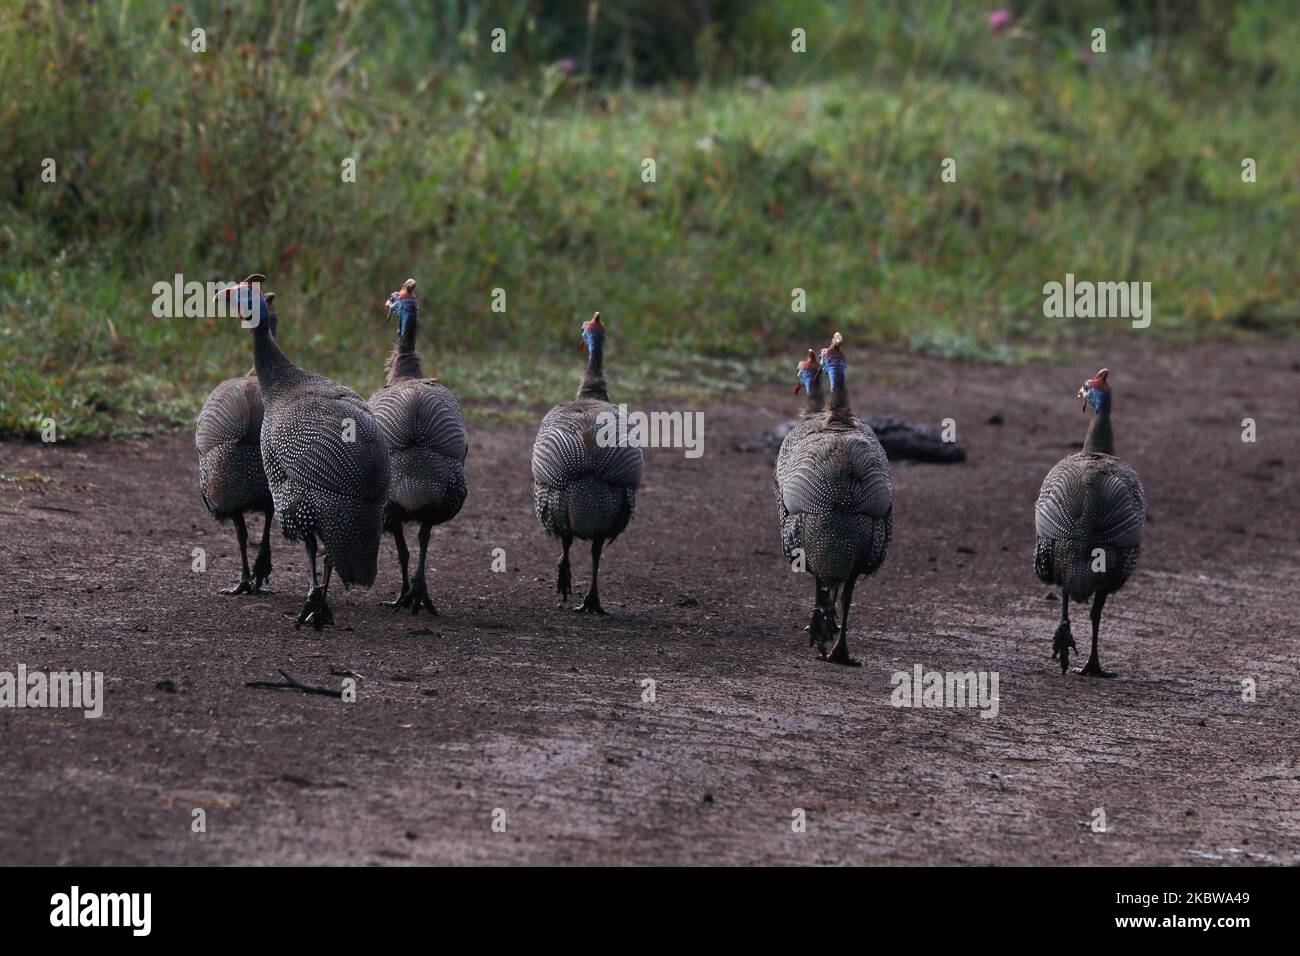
[774,336,892,665]
[368,279,468,615]
[531,312,643,615]
[1034,368,1146,675]
[195,294,278,594]
[214,275,390,629]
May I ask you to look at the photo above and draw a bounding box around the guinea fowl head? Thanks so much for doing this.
[382,279,425,382]
[575,312,608,400]
[212,273,271,331]
[1078,367,1111,414]
[820,332,846,392]
[580,312,605,355]
[794,349,820,395]
[385,279,418,339]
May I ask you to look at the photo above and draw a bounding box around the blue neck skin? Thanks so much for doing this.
[393,299,418,351]
[1083,387,1114,454]
[578,327,607,400]
[821,352,850,414]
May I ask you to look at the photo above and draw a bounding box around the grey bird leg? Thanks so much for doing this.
[221,513,254,595]
[1074,590,1116,677]
[822,575,860,666]
[381,523,412,608]
[295,533,334,630]
[404,522,437,616]
[556,534,573,605]
[1052,589,1076,673]
[822,582,838,633]
[250,508,274,594]
[808,576,836,652]
[575,537,606,615]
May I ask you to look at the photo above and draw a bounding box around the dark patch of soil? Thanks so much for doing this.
[0,340,1297,864]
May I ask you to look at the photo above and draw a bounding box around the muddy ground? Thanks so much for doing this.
[1,339,1297,865]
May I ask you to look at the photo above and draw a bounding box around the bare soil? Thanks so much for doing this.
[1,340,1297,865]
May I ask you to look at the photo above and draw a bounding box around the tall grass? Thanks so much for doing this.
[1,0,1297,438]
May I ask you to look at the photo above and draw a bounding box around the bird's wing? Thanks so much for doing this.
[263,392,389,503]
[1036,454,1145,546]
[370,380,468,461]
[196,377,261,453]
[777,423,892,518]
[532,401,643,489]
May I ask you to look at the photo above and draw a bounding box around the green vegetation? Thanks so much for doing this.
[2,1,1297,438]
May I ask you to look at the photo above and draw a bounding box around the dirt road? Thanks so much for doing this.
[1,340,1296,864]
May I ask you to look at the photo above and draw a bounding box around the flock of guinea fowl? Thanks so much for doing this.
[197,274,1147,675]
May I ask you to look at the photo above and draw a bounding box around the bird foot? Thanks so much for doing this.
[405,577,437,616]
[573,592,606,615]
[379,587,411,609]
[222,576,254,596]
[1073,657,1116,678]
[295,586,335,631]
[381,578,437,615]
[251,553,272,592]
[807,606,837,647]
[819,638,861,667]
[556,558,572,604]
[1051,621,1077,674]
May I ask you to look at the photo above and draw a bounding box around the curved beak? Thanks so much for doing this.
[1078,384,1089,412]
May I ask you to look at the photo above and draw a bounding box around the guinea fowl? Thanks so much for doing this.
[1035,368,1146,676]
[212,275,391,630]
[196,292,278,595]
[532,312,643,615]
[368,279,468,616]
[775,334,893,665]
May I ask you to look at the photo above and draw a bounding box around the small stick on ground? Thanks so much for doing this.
[245,669,343,698]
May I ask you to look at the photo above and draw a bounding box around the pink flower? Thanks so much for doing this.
[560,58,575,75]
[987,9,1012,32]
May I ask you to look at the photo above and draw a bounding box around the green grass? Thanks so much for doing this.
[1,0,1297,439]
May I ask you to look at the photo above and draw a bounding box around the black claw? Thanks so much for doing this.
[1052,621,1076,673]
[222,577,253,595]
[295,586,334,631]
[252,556,272,588]
[1074,658,1117,678]
[820,640,861,667]
[818,653,861,667]
[573,594,606,615]
[808,605,838,654]
[403,578,437,617]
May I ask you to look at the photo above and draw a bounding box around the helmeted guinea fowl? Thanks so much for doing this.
[1035,368,1146,676]
[196,292,279,595]
[212,275,391,630]
[775,334,893,665]
[367,279,468,616]
[532,312,643,615]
